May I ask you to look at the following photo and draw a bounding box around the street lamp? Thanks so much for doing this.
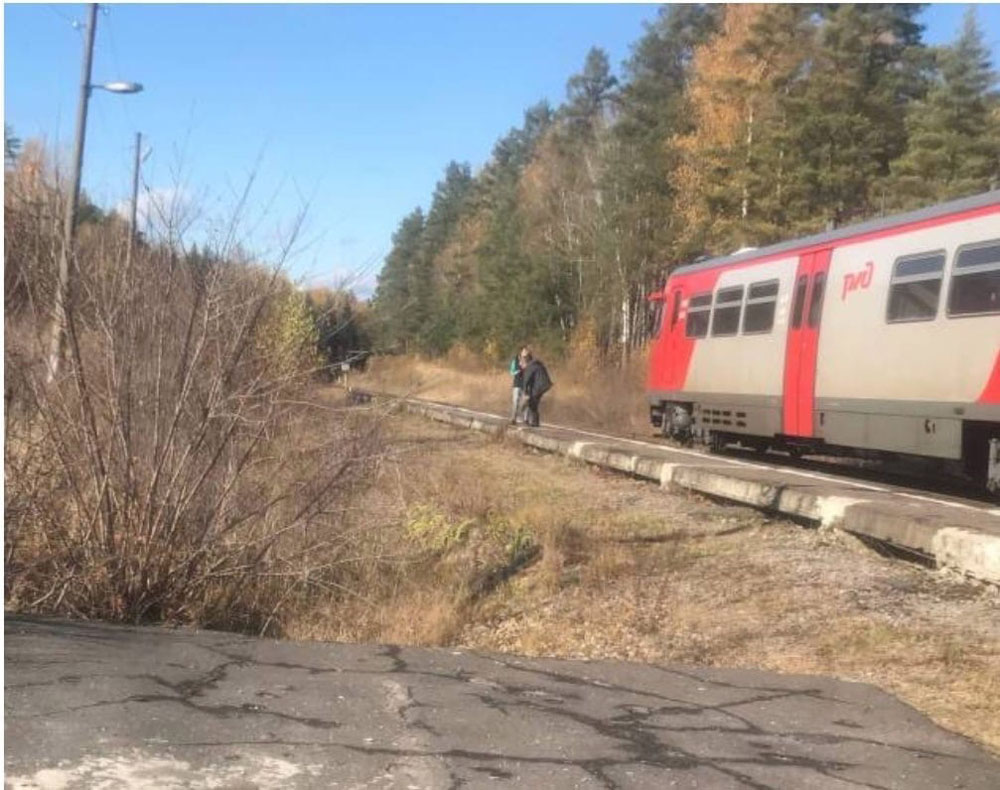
[94,81,143,94]
[47,4,143,381]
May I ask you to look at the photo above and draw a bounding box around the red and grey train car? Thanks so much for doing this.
[646,190,1000,491]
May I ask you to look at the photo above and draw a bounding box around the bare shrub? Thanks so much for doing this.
[4,141,63,317]
[4,151,381,634]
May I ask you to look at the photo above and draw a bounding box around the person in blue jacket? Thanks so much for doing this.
[509,346,528,423]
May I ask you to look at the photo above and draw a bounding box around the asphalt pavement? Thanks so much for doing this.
[5,616,998,789]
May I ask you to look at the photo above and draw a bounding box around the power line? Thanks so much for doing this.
[102,6,125,83]
[95,5,145,206]
[46,4,81,30]
[101,6,139,137]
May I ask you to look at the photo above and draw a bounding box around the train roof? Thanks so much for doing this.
[672,190,1000,276]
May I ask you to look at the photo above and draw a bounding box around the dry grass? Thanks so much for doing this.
[290,407,1000,754]
[354,347,652,437]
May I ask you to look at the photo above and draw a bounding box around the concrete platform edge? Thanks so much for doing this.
[390,396,1000,585]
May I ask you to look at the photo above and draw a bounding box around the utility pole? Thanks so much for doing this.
[47,3,98,382]
[126,131,142,271]
[45,4,142,382]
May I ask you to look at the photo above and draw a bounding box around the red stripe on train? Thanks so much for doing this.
[979,350,1000,404]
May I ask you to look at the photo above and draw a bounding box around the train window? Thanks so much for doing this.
[742,279,779,334]
[710,286,744,336]
[887,251,945,322]
[791,275,808,328]
[670,289,682,328]
[948,240,1000,317]
[807,271,827,328]
[748,280,779,300]
[649,301,665,339]
[685,292,712,338]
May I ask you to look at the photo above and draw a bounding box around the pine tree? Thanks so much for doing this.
[423,162,474,257]
[618,4,721,141]
[781,4,928,229]
[886,8,999,208]
[615,3,720,265]
[564,47,618,140]
[475,107,564,355]
[558,48,618,347]
[416,161,474,353]
[371,208,424,352]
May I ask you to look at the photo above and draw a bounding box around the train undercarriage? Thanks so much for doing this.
[650,401,1000,496]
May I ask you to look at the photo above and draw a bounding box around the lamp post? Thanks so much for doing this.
[46,3,143,382]
[126,130,143,271]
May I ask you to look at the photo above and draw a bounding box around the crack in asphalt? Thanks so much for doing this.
[16,657,341,732]
[180,641,986,789]
[187,641,987,765]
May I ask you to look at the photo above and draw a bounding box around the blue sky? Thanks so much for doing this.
[5,4,1000,296]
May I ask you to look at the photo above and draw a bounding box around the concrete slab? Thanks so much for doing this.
[6,616,998,789]
[384,394,1000,584]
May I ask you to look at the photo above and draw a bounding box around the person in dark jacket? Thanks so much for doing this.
[519,352,552,427]
[509,346,528,424]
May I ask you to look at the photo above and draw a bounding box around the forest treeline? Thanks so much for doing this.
[371,4,1000,362]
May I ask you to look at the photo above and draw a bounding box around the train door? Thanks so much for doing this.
[782,248,831,437]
